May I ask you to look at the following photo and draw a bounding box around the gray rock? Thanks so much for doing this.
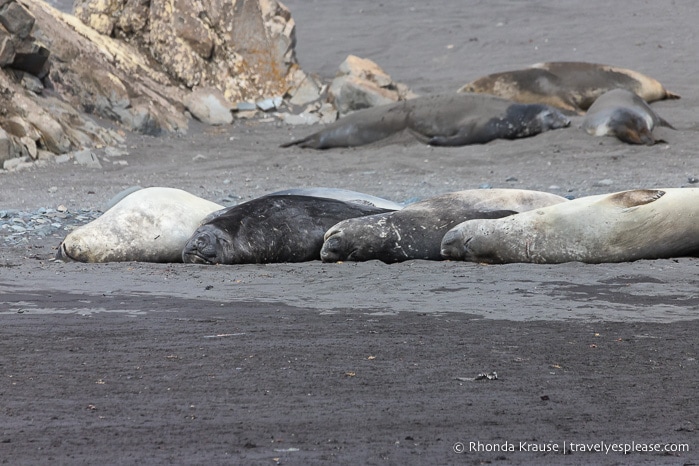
[281,112,320,126]
[0,29,14,66]
[0,1,36,39]
[184,87,233,126]
[73,149,102,168]
[329,75,397,115]
[256,96,283,112]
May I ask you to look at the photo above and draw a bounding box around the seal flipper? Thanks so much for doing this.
[280,134,319,149]
[657,116,675,130]
[607,189,665,208]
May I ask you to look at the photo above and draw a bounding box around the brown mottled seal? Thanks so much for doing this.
[56,187,224,263]
[321,189,568,263]
[441,189,699,264]
[582,89,674,145]
[459,62,680,113]
[280,93,570,149]
[182,195,394,265]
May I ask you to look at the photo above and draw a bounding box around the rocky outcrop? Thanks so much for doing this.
[73,0,303,104]
[0,0,417,170]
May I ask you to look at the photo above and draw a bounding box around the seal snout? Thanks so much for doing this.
[440,229,467,260]
[182,230,219,264]
[320,231,345,262]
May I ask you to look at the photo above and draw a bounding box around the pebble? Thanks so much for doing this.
[0,207,102,246]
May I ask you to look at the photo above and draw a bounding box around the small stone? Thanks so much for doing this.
[73,149,102,168]
[281,112,320,126]
[236,101,257,111]
[478,183,492,189]
[192,154,207,162]
[505,176,518,182]
[688,177,698,184]
[56,205,67,212]
[594,179,614,187]
[48,186,58,193]
[54,154,72,164]
[256,96,282,112]
[104,147,129,157]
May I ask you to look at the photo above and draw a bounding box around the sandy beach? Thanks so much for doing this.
[1,1,698,464]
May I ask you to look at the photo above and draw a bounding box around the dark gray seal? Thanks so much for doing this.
[280,93,570,149]
[182,194,394,264]
[266,187,404,210]
[582,89,674,145]
[320,189,568,263]
[459,62,680,114]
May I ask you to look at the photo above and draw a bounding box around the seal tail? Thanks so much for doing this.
[658,116,676,130]
[664,90,681,100]
[280,136,314,148]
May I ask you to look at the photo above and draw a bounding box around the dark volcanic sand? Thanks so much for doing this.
[1,1,699,464]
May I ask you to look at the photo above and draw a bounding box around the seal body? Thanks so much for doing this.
[321,189,568,263]
[281,93,570,149]
[56,187,224,263]
[441,189,699,264]
[582,89,673,145]
[182,195,394,264]
[459,62,680,113]
[267,187,404,211]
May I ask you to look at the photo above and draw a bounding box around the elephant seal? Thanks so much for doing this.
[56,187,224,263]
[182,195,394,264]
[280,93,570,149]
[267,187,404,210]
[459,62,680,113]
[441,188,699,264]
[321,189,568,263]
[582,89,674,145]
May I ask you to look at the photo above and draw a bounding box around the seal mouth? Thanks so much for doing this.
[182,230,223,264]
[182,251,216,265]
[55,242,81,262]
[320,234,352,262]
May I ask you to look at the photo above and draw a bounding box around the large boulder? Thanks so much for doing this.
[328,55,417,116]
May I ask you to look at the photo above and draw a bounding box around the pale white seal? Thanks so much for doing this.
[441,189,699,264]
[56,187,223,263]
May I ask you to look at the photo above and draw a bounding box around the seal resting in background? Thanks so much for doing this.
[441,188,699,264]
[267,187,404,210]
[459,61,680,114]
[56,187,224,263]
[182,195,395,264]
[321,189,568,263]
[582,89,674,145]
[280,93,570,149]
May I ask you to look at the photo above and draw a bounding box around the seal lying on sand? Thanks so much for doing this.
[459,62,680,114]
[56,187,224,263]
[267,187,404,210]
[321,189,568,263]
[280,93,570,149]
[582,89,674,145]
[440,188,699,264]
[182,195,395,264]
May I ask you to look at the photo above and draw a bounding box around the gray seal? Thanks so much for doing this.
[441,188,699,264]
[582,89,674,145]
[182,194,395,264]
[459,62,680,114]
[281,93,570,149]
[321,189,568,263]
